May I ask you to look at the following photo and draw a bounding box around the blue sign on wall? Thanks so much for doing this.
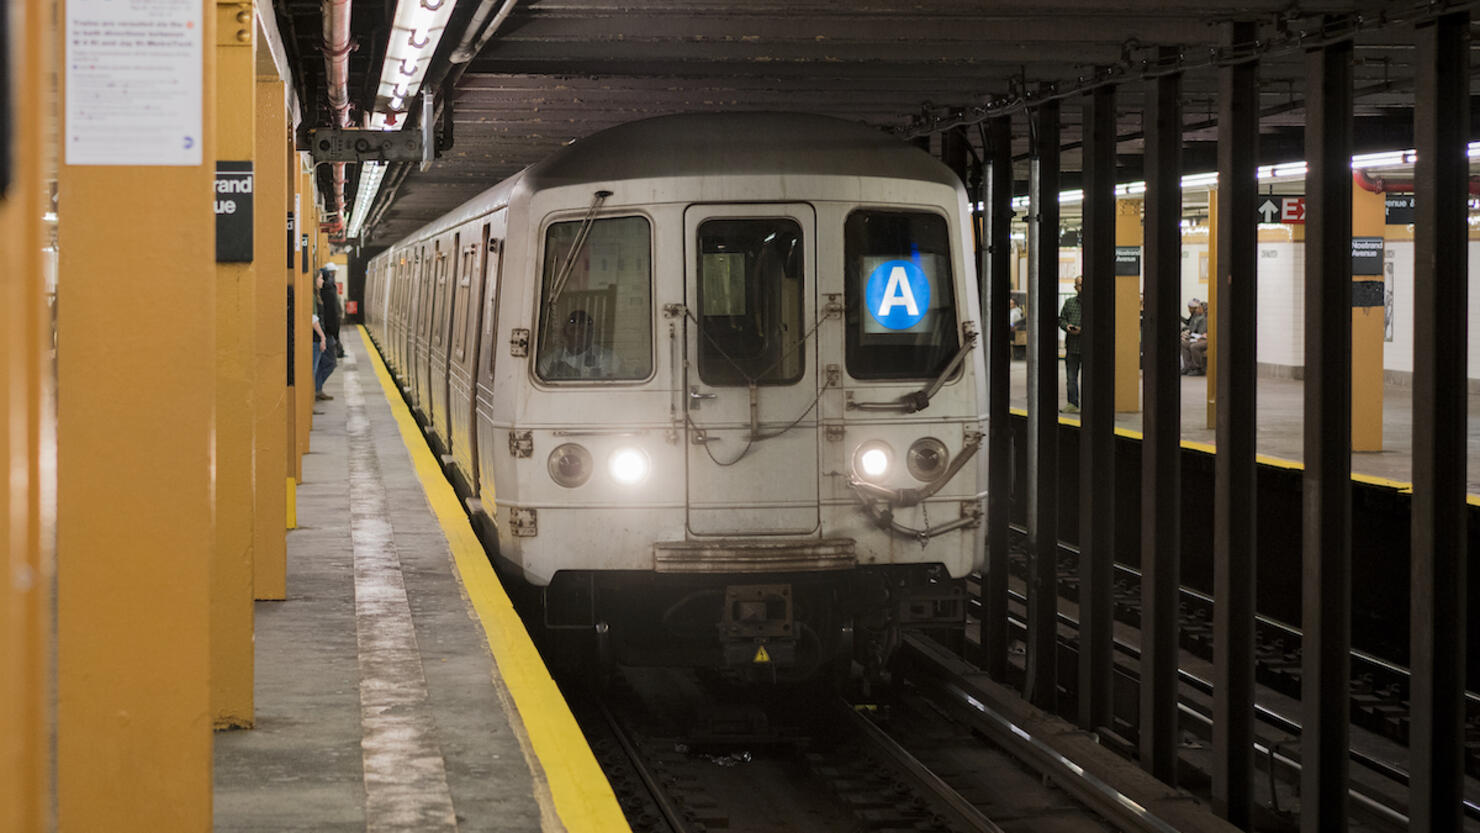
[865,259,931,330]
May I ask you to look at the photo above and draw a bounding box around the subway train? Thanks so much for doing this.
[363,112,987,679]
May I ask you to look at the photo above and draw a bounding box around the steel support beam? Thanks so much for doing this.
[1139,59,1181,784]
[1025,96,1061,711]
[1409,11,1469,833]
[983,115,1014,682]
[1212,20,1259,830]
[1301,32,1354,833]
[1078,83,1116,733]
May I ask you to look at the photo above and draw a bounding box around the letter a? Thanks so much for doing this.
[877,267,920,317]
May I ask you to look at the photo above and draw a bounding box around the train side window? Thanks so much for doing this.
[536,215,652,382]
[694,218,804,386]
[843,210,958,380]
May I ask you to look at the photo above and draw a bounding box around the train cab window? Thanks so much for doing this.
[843,210,958,380]
[536,215,652,382]
[695,218,804,386]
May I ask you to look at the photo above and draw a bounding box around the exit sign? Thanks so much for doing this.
[1257,195,1305,224]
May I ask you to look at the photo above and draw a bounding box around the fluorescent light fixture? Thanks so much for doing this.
[346,161,387,239]
[1351,150,1407,168]
[370,0,457,123]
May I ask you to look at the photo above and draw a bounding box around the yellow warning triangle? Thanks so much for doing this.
[753,645,772,664]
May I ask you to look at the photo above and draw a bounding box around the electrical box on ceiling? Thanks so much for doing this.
[309,128,425,163]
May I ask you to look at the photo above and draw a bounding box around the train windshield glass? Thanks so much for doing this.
[695,218,805,386]
[536,215,653,382]
[844,210,958,379]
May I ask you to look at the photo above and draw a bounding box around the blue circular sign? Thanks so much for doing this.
[865,260,931,330]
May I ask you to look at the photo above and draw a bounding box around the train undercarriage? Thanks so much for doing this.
[521,563,968,683]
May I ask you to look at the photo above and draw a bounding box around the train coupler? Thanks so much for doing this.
[719,583,798,666]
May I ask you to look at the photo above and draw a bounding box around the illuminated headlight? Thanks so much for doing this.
[609,447,650,485]
[907,437,950,482]
[853,441,893,482]
[548,443,592,488]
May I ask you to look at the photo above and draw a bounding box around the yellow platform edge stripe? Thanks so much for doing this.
[1006,405,1478,504]
[356,326,630,833]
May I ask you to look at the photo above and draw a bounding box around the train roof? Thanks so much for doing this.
[378,112,964,248]
[521,112,962,192]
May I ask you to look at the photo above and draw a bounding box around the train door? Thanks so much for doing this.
[683,203,819,536]
[450,223,495,494]
[473,216,507,519]
[416,243,441,414]
[430,232,459,448]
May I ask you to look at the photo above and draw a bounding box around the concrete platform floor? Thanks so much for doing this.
[1009,359,1480,494]
[213,343,553,832]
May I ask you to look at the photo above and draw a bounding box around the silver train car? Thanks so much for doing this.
[364,112,987,678]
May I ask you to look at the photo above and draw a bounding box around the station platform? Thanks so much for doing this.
[1009,358,1480,494]
[213,328,627,832]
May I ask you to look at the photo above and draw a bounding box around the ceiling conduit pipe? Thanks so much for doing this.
[423,0,516,94]
[1353,169,1480,195]
[321,0,354,231]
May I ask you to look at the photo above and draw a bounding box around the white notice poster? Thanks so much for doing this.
[65,0,203,165]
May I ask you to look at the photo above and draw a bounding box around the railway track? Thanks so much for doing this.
[562,667,1144,833]
[975,526,1480,828]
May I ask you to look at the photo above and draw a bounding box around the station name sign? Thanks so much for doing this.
[215,161,253,262]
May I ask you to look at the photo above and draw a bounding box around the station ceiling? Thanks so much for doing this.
[269,0,1480,246]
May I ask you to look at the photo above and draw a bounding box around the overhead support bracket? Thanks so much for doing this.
[309,128,427,163]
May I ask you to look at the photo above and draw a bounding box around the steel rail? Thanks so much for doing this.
[902,634,1186,833]
[596,699,691,833]
[981,592,1480,825]
[996,522,1480,711]
[836,699,1007,833]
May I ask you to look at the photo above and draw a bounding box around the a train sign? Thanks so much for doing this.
[865,259,931,330]
[1257,195,1306,224]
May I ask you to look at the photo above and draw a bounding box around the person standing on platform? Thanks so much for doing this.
[321,263,347,359]
[313,268,338,401]
[1059,275,1083,413]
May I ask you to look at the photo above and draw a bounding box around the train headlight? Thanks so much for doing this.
[548,443,593,488]
[853,441,893,482]
[907,437,950,482]
[609,447,650,485]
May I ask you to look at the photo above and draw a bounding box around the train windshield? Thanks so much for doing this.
[844,210,958,380]
[695,218,805,386]
[536,215,653,382]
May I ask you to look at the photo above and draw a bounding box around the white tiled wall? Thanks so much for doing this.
[1253,238,1480,379]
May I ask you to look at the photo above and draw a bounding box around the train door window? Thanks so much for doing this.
[694,218,804,386]
[843,210,958,380]
[536,215,652,382]
[452,239,477,362]
[432,242,449,348]
[479,229,503,385]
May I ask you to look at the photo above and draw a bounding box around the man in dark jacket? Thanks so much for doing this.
[320,263,346,359]
[1058,276,1083,412]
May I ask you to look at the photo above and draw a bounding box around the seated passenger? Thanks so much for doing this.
[539,309,623,380]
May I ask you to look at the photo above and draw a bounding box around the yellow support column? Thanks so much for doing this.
[1115,199,1143,412]
[211,0,257,729]
[2,0,57,828]
[1206,189,1219,428]
[57,0,215,825]
[1352,185,1385,451]
[295,161,313,464]
[253,76,288,599]
[287,136,302,484]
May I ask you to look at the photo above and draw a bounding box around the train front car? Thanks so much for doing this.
[486,113,986,680]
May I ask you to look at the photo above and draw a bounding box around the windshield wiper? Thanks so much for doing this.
[848,326,978,413]
[543,189,612,325]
